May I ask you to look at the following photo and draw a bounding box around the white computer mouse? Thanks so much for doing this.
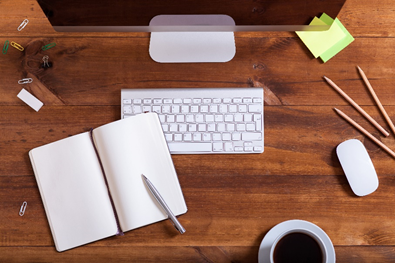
[336,139,379,196]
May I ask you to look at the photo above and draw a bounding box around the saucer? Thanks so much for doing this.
[258,219,335,263]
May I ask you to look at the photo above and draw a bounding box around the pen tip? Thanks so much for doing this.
[141,174,147,180]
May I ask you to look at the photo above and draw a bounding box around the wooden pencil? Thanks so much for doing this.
[324,76,390,137]
[334,108,395,158]
[357,65,395,136]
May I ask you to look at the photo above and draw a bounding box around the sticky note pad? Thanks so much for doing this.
[296,13,354,62]
[17,88,43,112]
[296,17,346,58]
[319,15,354,62]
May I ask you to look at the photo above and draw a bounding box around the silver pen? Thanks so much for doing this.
[142,174,186,234]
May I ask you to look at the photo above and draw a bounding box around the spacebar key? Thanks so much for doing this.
[168,142,212,153]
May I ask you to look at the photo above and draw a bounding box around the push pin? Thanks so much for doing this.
[41,55,52,68]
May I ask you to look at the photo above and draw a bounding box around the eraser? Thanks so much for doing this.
[17,88,43,112]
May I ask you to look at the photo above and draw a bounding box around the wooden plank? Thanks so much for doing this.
[1,105,394,177]
[1,36,395,107]
[2,174,395,247]
[1,246,395,263]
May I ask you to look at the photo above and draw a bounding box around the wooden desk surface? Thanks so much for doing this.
[2,0,395,262]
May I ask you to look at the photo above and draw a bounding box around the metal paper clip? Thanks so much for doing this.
[2,40,9,54]
[42,55,49,68]
[10,41,24,52]
[17,19,29,31]
[18,78,33,84]
[19,201,27,216]
[42,43,56,51]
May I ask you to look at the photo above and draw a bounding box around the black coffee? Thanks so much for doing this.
[273,232,323,263]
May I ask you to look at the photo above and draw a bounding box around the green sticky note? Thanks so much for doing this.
[296,16,346,58]
[319,13,334,25]
[319,16,354,62]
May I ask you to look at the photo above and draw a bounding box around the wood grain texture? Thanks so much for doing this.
[2,0,395,262]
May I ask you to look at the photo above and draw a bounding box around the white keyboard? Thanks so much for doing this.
[121,88,264,154]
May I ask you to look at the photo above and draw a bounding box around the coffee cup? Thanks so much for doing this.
[270,228,329,263]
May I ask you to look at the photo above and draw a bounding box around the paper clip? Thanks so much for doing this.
[10,41,24,52]
[17,19,29,31]
[18,78,33,84]
[2,40,9,54]
[42,55,49,68]
[19,201,27,216]
[42,43,56,51]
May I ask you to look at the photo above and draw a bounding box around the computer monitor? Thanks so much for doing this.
[36,0,347,63]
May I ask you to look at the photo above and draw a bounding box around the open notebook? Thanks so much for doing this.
[29,113,187,252]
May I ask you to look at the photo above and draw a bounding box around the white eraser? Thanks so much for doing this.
[17,88,43,112]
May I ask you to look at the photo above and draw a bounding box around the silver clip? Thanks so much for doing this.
[19,201,27,216]
[18,78,33,84]
[17,19,29,31]
[42,55,49,68]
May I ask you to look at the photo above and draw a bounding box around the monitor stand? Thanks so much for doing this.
[149,15,236,63]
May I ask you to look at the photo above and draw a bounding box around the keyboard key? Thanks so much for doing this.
[164,98,172,104]
[213,142,223,151]
[188,124,197,132]
[242,132,262,141]
[229,105,237,112]
[167,115,175,123]
[195,114,204,122]
[181,105,189,113]
[239,105,247,112]
[193,133,202,141]
[213,133,221,141]
[165,134,173,141]
[222,133,231,141]
[249,104,262,113]
[123,99,132,104]
[198,124,207,131]
[203,133,211,141]
[176,115,185,122]
[215,115,224,122]
[206,114,214,122]
[179,124,187,132]
[246,123,256,131]
[225,115,233,122]
[172,105,180,113]
[224,142,233,152]
[169,124,178,132]
[123,105,132,114]
[168,142,212,152]
[191,105,199,113]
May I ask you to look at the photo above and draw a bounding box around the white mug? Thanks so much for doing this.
[269,228,329,263]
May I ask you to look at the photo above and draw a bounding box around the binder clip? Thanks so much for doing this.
[42,55,52,68]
